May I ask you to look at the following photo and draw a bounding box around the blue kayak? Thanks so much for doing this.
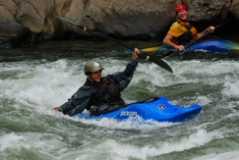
[188,39,239,53]
[76,97,202,122]
[156,39,239,59]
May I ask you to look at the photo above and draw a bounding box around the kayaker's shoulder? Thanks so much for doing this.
[170,21,181,28]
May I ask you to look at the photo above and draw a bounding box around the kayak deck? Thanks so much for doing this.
[76,97,202,122]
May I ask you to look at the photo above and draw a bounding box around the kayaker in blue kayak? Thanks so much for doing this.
[163,2,215,51]
[53,48,140,116]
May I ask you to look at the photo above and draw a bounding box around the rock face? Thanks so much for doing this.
[16,0,55,33]
[231,0,239,19]
[65,0,176,37]
[0,0,18,39]
[0,0,237,44]
[187,0,231,21]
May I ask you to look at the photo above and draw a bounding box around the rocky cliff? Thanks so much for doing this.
[0,0,237,46]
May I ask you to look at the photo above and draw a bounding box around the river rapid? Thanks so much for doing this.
[0,43,239,160]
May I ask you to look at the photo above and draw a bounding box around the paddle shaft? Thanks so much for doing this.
[90,31,173,73]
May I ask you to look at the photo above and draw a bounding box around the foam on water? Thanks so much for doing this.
[67,129,224,160]
[195,96,212,106]
[0,59,237,124]
[0,133,24,152]
[0,59,185,111]
[1,57,239,159]
[0,59,85,111]
[192,151,239,160]
[0,132,67,160]
[74,116,177,130]
[222,78,239,98]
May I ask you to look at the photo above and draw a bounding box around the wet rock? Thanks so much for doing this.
[0,0,177,38]
[0,21,22,39]
[16,0,56,33]
[0,0,18,39]
[66,0,176,37]
[0,0,17,21]
[0,0,238,44]
[231,0,239,19]
[188,0,231,21]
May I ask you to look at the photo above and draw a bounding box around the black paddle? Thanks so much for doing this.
[100,34,173,73]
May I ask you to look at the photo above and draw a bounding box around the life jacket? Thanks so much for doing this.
[86,77,125,115]
[175,21,194,44]
[167,20,197,45]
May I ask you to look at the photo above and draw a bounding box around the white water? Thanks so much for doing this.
[84,129,222,159]
[1,58,239,160]
[193,151,239,160]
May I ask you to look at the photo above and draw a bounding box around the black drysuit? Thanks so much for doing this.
[59,60,138,116]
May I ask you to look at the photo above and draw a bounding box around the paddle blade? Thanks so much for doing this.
[149,55,173,73]
[141,46,161,53]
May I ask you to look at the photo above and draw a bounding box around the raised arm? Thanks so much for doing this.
[110,49,140,91]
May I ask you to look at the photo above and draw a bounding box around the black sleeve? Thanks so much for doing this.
[59,86,93,116]
[110,60,138,91]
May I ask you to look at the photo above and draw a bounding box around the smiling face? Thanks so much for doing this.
[89,70,102,82]
[178,11,189,22]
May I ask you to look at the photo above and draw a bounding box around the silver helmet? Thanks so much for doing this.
[84,61,103,75]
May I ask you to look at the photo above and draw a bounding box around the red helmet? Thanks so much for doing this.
[176,2,188,13]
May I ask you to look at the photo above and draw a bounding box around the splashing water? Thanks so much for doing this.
[0,51,239,160]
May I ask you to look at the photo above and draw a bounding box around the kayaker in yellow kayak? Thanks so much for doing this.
[163,2,216,51]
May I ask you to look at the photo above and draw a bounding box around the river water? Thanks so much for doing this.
[0,42,239,160]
